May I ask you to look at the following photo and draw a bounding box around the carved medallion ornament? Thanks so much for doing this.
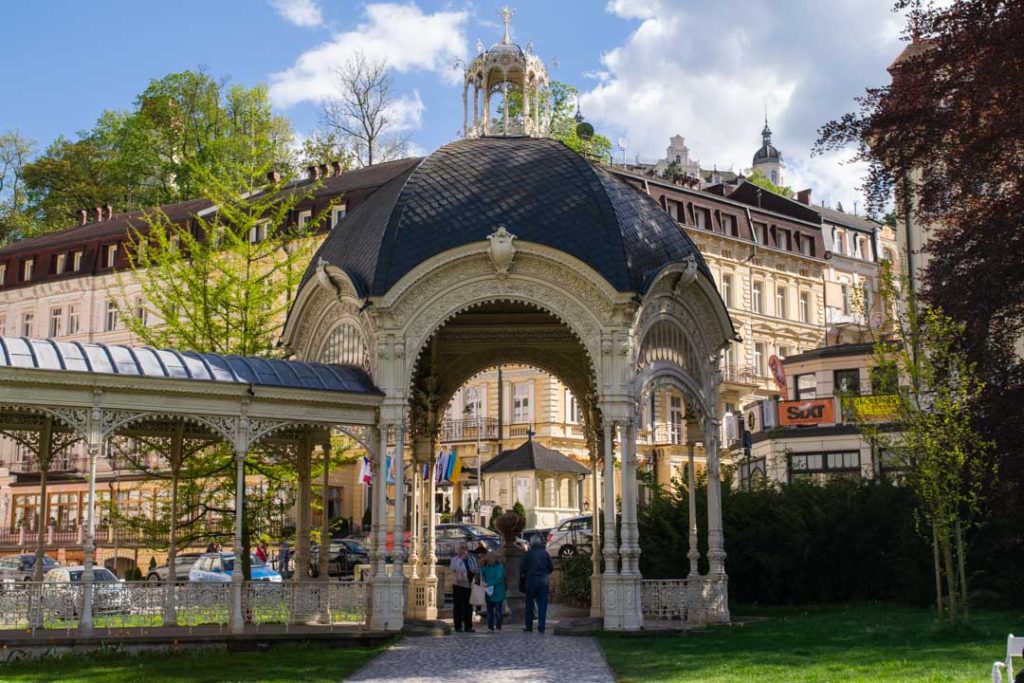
[487,227,517,277]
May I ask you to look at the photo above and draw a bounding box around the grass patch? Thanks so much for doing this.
[598,603,1022,682]
[0,641,391,683]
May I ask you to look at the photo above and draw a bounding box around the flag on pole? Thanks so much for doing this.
[449,449,463,482]
[385,453,396,485]
[358,456,373,485]
[445,448,458,481]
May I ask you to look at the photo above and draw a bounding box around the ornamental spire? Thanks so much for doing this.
[500,6,515,45]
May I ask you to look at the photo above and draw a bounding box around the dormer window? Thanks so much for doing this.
[21,258,34,281]
[55,253,67,274]
[0,263,6,285]
[331,203,347,228]
[102,243,118,268]
[249,221,269,244]
[72,251,83,272]
[694,207,708,230]
[721,214,738,237]
[297,210,312,231]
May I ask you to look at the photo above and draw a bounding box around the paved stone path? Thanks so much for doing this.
[346,629,615,683]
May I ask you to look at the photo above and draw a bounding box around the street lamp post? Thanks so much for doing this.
[463,387,484,525]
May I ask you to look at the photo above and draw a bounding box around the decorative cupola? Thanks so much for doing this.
[461,6,550,138]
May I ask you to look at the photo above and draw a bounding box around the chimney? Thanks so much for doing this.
[104,204,113,220]
[78,209,88,226]
[267,170,281,184]
[331,161,343,176]
[307,165,320,181]
[797,188,812,205]
[94,207,103,223]
[319,163,330,178]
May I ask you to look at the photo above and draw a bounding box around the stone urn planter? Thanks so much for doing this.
[494,510,526,617]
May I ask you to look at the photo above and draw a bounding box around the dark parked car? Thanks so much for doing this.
[434,524,501,559]
[521,528,551,545]
[147,553,202,582]
[0,554,59,582]
[310,539,370,577]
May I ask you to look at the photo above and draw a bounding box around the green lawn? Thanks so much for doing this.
[598,603,1022,682]
[0,642,389,683]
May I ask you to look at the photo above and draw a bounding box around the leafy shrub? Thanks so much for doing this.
[638,475,933,606]
[512,501,526,519]
[559,555,593,606]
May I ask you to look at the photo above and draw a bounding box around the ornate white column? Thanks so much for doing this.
[617,418,644,630]
[79,407,102,634]
[601,420,622,629]
[589,443,602,618]
[392,424,406,575]
[294,435,312,584]
[318,442,330,581]
[704,416,730,624]
[230,444,246,634]
[686,438,700,578]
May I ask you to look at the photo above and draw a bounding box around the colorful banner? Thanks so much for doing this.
[768,355,788,400]
[779,398,835,427]
[848,395,900,423]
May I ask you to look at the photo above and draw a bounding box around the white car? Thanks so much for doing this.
[43,566,130,618]
[188,553,282,582]
[545,515,593,558]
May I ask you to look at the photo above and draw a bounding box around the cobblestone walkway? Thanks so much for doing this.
[346,629,614,682]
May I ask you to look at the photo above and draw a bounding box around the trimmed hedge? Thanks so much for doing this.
[638,476,934,605]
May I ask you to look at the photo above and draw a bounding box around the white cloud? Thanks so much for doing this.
[269,3,468,108]
[268,0,323,28]
[582,0,904,209]
[388,90,425,132]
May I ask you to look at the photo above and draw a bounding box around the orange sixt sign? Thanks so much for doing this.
[779,398,835,426]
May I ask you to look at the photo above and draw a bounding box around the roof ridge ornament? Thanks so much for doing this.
[487,226,517,278]
[500,6,515,45]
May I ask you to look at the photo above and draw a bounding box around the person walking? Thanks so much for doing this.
[255,540,269,563]
[521,535,554,633]
[449,543,478,632]
[479,552,506,632]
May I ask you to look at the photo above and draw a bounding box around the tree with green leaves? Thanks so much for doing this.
[0,129,35,244]
[744,168,794,198]
[20,71,294,234]
[845,260,991,625]
[503,81,613,160]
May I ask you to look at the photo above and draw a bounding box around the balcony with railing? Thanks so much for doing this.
[721,364,767,387]
[439,418,499,443]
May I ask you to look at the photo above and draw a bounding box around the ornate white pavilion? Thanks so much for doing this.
[0,17,736,635]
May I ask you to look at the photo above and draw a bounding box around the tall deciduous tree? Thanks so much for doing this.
[744,168,795,198]
[20,71,295,234]
[815,2,1023,550]
[320,52,408,167]
[846,261,991,624]
[0,129,35,244]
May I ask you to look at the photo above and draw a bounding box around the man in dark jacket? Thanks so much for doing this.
[520,536,554,633]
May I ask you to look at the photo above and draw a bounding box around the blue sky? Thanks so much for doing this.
[1,1,907,210]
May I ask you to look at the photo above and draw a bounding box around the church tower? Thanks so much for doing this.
[752,115,784,186]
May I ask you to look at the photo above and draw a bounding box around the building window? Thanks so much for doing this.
[297,210,312,231]
[67,304,80,335]
[72,251,83,272]
[795,373,817,400]
[668,395,683,444]
[21,258,34,281]
[800,235,813,256]
[778,345,791,359]
[694,208,708,230]
[834,369,861,395]
[105,300,119,332]
[135,298,148,326]
[841,284,851,315]
[512,383,531,424]
[55,253,67,274]
[21,312,34,337]
[564,389,581,424]
[0,262,6,284]
[721,274,733,307]
[790,451,861,482]
[249,221,269,244]
[776,286,787,319]
[754,222,768,244]
[834,230,844,255]
[799,292,811,323]
[721,214,738,236]
[752,282,764,313]
[331,203,347,228]
[667,201,679,222]
[49,307,63,337]
[102,244,118,268]
[753,342,766,377]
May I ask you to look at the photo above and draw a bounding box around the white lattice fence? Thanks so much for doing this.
[641,579,691,621]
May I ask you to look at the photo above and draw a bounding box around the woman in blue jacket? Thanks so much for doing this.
[479,553,507,632]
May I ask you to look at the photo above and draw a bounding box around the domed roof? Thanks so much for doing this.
[753,143,781,164]
[306,136,712,297]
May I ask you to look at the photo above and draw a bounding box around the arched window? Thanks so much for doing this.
[320,323,368,370]
[638,320,697,376]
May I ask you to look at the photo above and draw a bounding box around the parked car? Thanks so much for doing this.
[188,553,282,583]
[309,539,370,578]
[434,524,502,559]
[521,528,551,546]
[43,566,130,618]
[147,553,202,582]
[0,553,59,582]
[546,515,593,558]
